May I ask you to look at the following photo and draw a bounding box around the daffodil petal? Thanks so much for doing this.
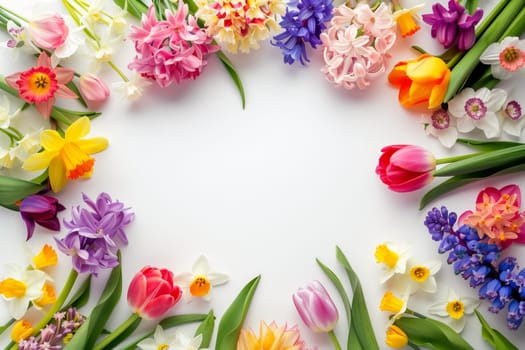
[65,117,90,140]
[76,137,109,154]
[40,130,64,151]
[23,151,57,171]
[48,156,67,192]
[192,255,210,275]
[208,272,229,285]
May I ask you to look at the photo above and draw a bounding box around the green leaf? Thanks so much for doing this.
[64,252,123,350]
[66,81,88,108]
[120,314,209,350]
[395,317,474,350]
[215,50,246,109]
[316,258,352,327]
[456,139,523,152]
[420,162,525,209]
[63,275,92,310]
[215,275,261,350]
[335,246,380,350]
[0,175,47,209]
[195,310,215,348]
[475,310,518,350]
[113,0,149,19]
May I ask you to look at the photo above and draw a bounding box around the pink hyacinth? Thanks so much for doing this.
[128,2,218,88]
[27,13,69,50]
[321,3,396,90]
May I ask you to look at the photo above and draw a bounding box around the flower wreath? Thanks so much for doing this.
[424,184,525,330]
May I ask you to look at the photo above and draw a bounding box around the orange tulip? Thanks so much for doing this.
[388,54,450,109]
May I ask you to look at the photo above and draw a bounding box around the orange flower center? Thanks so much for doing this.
[18,66,58,103]
[189,276,211,297]
[60,143,95,180]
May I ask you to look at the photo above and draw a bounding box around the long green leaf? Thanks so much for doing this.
[395,317,474,350]
[475,310,518,350]
[63,275,92,310]
[195,310,215,348]
[119,314,209,350]
[0,175,47,209]
[336,247,380,350]
[456,139,524,152]
[316,258,351,327]
[64,252,123,349]
[113,0,149,19]
[215,275,261,350]
[215,51,246,109]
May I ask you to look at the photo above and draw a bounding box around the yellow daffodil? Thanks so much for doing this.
[22,116,108,192]
[11,320,33,342]
[385,325,408,348]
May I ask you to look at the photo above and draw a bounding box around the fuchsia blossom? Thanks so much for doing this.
[321,3,396,90]
[128,2,218,88]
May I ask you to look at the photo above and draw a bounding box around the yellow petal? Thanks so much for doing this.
[406,56,448,83]
[49,156,67,192]
[40,130,64,151]
[408,81,433,106]
[76,137,109,154]
[65,117,90,141]
[23,151,57,171]
[428,69,451,109]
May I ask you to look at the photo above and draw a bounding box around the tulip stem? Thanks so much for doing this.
[92,313,141,350]
[328,330,343,350]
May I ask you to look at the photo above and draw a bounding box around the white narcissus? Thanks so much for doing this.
[137,326,177,350]
[375,242,411,284]
[428,288,480,332]
[173,332,210,350]
[393,258,441,294]
[422,109,458,148]
[448,87,507,139]
[480,36,525,80]
[173,255,229,302]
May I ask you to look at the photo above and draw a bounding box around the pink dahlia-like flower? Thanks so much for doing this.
[128,2,218,88]
[321,3,396,90]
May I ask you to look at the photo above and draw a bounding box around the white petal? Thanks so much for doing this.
[208,272,230,286]
[503,119,524,137]
[422,277,437,293]
[173,272,193,286]
[462,297,481,313]
[428,301,448,317]
[479,43,501,64]
[492,65,514,80]
[456,117,476,133]
[192,255,210,275]
[447,288,460,301]
[436,128,458,148]
[427,260,442,274]
[476,114,501,138]
[9,297,29,319]
[485,89,507,111]
[449,317,466,333]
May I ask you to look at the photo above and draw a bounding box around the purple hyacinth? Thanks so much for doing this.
[19,194,65,240]
[272,0,333,65]
[422,0,483,50]
[55,192,134,275]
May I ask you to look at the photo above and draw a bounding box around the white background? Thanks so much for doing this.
[0,0,524,349]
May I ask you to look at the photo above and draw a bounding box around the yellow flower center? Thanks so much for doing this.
[375,244,399,269]
[380,291,404,313]
[10,320,33,342]
[157,344,169,350]
[60,143,95,180]
[33,244,58,270]
[0,278,27,298]
[189,275,211,297]
[446,300,465,320]
[410,266,430,282]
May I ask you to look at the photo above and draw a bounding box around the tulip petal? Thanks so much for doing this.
[127,273,147,313]
[388,172,433,192]
[406,56,447,83]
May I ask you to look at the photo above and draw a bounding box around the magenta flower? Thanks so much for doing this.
[375,145,436,193]
[128,2,218,88]
[19,194,65,240]
[422,0,482,50]
[293,280,338,332]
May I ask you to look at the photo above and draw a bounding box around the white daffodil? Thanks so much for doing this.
[422,109,458,148]
[500,97,524,137]
[0,95,22,129]
[395,258,441,294]
[113,73,152,101]
[380,290,410,326]
[173,332,210,350]
[173,255,229,302]
[448,87,507,139]
[0,147,18,169]
[0,264,46,319]
[375,242,411,284]
[480,36,525,80]
[137,326,177,350]
[428,288,480,333]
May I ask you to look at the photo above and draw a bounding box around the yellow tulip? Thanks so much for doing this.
[388,54,450,109]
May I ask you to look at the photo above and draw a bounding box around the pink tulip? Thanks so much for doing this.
[27,13,69,50]
[293,280,338,332]
[79,73,110,105]
[376,145,436,192]
[127,266,182,319]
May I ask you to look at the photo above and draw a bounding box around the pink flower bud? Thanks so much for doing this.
[376,145,436,192]
[79,73,110,105]
[127,266,182,319]
[27,13,69,50]
[293,280,338,332]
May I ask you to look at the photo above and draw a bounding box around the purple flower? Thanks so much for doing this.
[19,194,65,240]
[272,0,333,65]
[422,0,482,50]
[55,192,134,275]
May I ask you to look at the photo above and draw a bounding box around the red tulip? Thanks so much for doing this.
[127,266,182,319]
[376,145,436,192]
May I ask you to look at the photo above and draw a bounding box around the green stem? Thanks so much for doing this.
[107,61,129,82]
[328,330,343,350]
[0,318,15,336]
[435,152,482,165]
[0,5,27,24]
[8,127,23,140]
[0,128,17,144]
[405,309,427,319]
[92,313,141,350]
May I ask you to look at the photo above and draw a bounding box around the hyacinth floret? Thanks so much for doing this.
[424,205,525,329]
[272,0,333,65]
[55,193,134,275]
